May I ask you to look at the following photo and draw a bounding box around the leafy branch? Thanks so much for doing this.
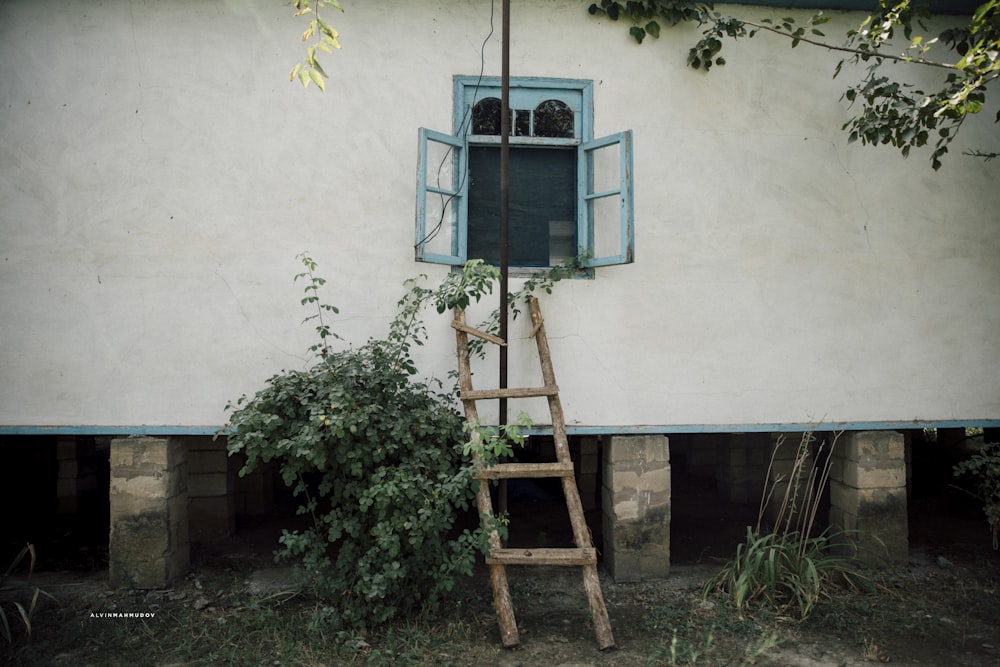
[288,0,343,92]
[465,249,592,359]
[591,0,1000,169]
[294,252,341,357]
[463,411,532,464]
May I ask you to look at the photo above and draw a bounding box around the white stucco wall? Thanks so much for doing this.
[1,0,997,432]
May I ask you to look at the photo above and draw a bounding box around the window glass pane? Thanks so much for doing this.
[534,100,574,138]
[589,139,620,194]
[583,135,632,265]
[472,97,501,135]
[420,136,462,259]
[591,194,623,260]
[468,147,576,267]
[514,109,530,137]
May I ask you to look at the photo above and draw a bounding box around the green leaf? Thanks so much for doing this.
[645,20,660,39]
[629,25,645,43]
[308,69,325,92]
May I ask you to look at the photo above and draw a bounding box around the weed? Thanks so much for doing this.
[704,432,871,621]
[0,543,56,645]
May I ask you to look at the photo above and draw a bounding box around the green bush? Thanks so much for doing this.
[954,439,1000,544]
[223,256,499,631]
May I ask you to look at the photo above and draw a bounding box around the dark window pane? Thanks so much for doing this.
[534,100,574,138]
[467,147,577,267]
[514,109,530,137]
[472,97,501,135]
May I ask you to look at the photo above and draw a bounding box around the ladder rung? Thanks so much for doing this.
[487,547,597,566]
[451,319,507,346]
[475,461,574,480]
[461,386,558,401]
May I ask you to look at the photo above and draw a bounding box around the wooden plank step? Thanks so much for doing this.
[451,319,507,346]
[487,547,597,566]
[474,461,574,480]
[461,386,558,401]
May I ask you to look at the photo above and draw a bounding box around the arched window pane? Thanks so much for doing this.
[472,97,502,135]
[534,99,574,138]
[514,109,530,137]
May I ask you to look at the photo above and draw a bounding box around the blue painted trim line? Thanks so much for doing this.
[527,419,1000,436]
[2,420,997,437]
[0,425,225,436]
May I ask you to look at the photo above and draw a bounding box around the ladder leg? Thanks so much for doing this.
[478,479,519,647]
[532,298,616,650]
[456,308,520,647]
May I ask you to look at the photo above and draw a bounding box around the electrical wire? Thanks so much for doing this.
[415,0,496,252]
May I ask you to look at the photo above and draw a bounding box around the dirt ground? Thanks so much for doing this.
[4,486,999,667]
[3,537,997,666]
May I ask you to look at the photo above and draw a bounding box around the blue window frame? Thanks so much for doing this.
[415,76,634,269]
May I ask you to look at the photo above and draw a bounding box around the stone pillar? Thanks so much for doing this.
[109,436,189,588]
[602,435,670,582]
[765,432,813,530]
[186,436,236,542]
[574,436,600,511]
[829,431,908,566]
[718,433,770,505]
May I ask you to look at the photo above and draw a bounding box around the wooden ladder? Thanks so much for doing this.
[452,297,615,650]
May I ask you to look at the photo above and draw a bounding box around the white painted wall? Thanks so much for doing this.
[1,0,997,431]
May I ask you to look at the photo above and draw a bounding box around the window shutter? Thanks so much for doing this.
[579,130,634,267]
[415,128,467,265]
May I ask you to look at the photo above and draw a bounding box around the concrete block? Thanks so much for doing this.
[609,469,640,494]
[188,472,229,497]
[608,435,668,464]
[188,450,229,475]
[109,436,189,588]
[843,431,904,463]
[636,467,671,494]
[612,499,640,521]
[603,435,671,583]
[842,463,906,490]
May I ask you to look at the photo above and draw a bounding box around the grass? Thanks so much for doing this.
[2,589,498,667]
[703,432,872,621]
[644,595,779,666]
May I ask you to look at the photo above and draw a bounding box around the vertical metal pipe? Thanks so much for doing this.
[499,0,510,423]
[498,0,511,516]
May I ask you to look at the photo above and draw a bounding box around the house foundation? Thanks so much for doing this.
[829,430,908,566]
[186,436,236,542]
[718,432,770,505]
[602,434,671,582]
[109,436,189,588]
[574,436,600,511]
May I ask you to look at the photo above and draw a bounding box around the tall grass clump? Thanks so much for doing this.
[704,432,870,621]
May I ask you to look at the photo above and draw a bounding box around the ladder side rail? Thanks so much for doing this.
[454,307,519,648]
[528,298,616,650]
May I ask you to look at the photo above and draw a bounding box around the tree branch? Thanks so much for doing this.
[744,20,960,71]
